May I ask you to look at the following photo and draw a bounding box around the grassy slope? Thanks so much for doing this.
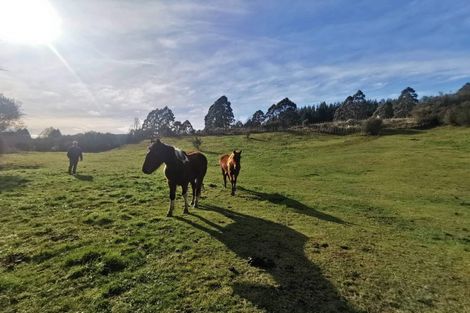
[0,127,469,313]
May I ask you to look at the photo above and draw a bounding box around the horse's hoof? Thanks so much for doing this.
[166,212,173,217]
[183,210,189,214]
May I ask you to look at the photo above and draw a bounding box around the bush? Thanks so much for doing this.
[192,136,202,150]
[412,105,441,128]
[444,101,470,126]
[362,117,383,135]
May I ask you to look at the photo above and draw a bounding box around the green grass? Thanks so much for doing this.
[1,127,469,313]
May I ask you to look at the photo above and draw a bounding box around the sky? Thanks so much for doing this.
[1,0,470,135]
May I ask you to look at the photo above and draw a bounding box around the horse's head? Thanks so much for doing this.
[142,139,169,174]
[231,150,242,164]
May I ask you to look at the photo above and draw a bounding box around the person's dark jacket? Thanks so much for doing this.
[67,146,83,161]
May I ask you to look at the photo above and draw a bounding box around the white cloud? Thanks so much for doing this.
[1,1,469,133]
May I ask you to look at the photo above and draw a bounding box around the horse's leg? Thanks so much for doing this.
[167,181,176,217]
[222,169,227,188]
[190,180,196,206]
[233,174,238,196]
[195,177,202,208]
[182,183,189,214]
[230,174,236,196]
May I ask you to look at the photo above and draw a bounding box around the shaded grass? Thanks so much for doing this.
[0,175,29,191]
[0,127,469,312]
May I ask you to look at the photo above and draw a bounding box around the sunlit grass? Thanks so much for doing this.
[1,126,469,312]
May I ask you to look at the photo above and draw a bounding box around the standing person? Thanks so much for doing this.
[67,141,83,175]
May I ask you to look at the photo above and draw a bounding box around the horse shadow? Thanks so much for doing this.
[380,128,423,136]
[0,175,29,192]
[247,137,267,142]
[238,187,347,224]
[74,174,94,181]
[177,205,358,313]
[0,164,41,171]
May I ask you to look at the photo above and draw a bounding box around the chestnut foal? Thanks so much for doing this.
[219,150,242,196]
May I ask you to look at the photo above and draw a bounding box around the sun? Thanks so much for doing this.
[0,0,62,45]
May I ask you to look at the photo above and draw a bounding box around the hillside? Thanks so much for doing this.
[1,127,469,313]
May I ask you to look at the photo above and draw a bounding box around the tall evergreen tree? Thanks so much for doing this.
[245,110,265,127]
[317,102,329,122]
[39,127,62,138]
[298,105,317,124]
[141,106,175,137]
[233,120,244,128]
[373,99,394,118]
[457,82,470,97]
[264,98,299,128]
[173,120,194,135]
[333,90,370,121]
[204,96,235,130]
[394,87,418,118]
[181,120,194,135]
[0,94,22,131]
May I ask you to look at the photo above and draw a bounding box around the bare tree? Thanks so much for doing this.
[131,117,141,132]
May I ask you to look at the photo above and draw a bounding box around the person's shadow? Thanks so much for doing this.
[177,204,358,313]
[74,174,93,181]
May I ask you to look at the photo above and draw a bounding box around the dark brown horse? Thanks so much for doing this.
[142,139,207,217]
[219,150,242,196]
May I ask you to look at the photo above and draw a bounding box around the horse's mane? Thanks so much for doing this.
[152,140,189,164]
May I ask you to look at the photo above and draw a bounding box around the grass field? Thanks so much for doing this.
[1,127,469,313]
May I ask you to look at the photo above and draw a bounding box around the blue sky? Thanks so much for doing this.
[1,0,470,134]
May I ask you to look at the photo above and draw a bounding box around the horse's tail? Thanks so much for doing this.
[197,153,208,196]
[200,153,208,180]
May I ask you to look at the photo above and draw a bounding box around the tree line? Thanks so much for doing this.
[1,83,469,153]
[132,85,422,137]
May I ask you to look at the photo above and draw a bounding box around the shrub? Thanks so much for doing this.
[192,136,202,150]
[444,101,470,126]
[412,105,441,128]
[362,117,383,135]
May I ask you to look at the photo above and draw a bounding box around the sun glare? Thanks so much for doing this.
[0,0,62,45]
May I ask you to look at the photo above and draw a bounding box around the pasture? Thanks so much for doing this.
[0,127,469,313]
